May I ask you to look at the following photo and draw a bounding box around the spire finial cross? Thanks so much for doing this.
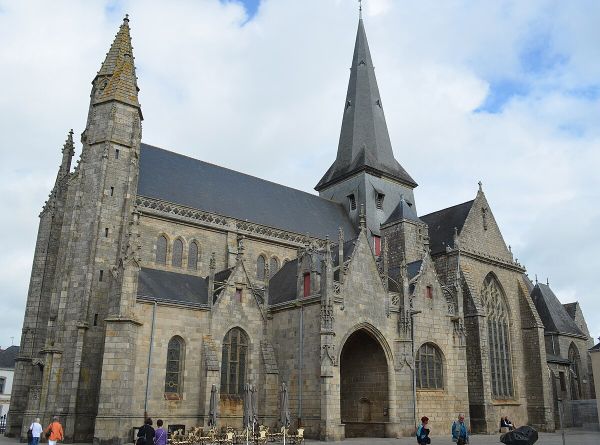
[359,0,363,19]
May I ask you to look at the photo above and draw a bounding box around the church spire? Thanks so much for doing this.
[315,16,416,191]
[93,14,140,110]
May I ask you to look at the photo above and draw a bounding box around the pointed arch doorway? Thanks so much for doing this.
[340,329,389,437]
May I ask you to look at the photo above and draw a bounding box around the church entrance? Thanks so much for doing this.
[340,329,389,437]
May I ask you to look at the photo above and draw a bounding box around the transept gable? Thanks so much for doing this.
[458,185,512,262]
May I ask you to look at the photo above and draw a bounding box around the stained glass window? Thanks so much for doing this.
[172,239,183,267]
[269,257,279,278]
[415,343,443,389]
[165,336,184,394]
[188,241,199,270]
[568,343,581,400]
[256,256,266,280]
[156,235,167,265]
[220,328,248,395]
[482,274,513,398]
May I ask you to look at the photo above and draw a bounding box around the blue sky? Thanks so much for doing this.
[0,0,598,349]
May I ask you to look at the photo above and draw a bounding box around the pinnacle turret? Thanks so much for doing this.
[58,129,75,178]
[93,15,140,109]
[315,17,416,191]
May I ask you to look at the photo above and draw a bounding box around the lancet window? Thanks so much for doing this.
[165,336,185,395]
[482,274,513,398]
[156,235,167,265]
[568,343,582,400]
[220,328,248,395]
[415,343,444,389]
[188,241,199,270]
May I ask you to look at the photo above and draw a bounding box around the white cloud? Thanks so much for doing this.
[0,0,598,346]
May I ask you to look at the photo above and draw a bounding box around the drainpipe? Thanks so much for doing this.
[144,300,157,418]
[298,304,304,427]
[411,310,422,428]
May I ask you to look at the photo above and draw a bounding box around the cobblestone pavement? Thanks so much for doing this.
[2,430,599,445]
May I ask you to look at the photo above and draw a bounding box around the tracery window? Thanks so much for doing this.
[156,235,167,265]
[172,239,183,267]
[220,328,248,395]
[568,343,582,400]
[188,241,199,270]
[482,274,513,398]
[269,257,279,278]
[256,255,266,280]
[415,343,444,389]
[165,336,185,394]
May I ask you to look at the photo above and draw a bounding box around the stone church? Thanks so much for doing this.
[8,14,595,444]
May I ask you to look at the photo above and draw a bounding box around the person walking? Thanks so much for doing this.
[137,418,155,445]
[416,416,431,444]
[44,416,64,445]
[154,420,167,445]
[29,418,43,445]
[451,414,469,445]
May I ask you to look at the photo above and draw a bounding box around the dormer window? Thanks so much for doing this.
[376,193,385,210]
[348,194,357,211]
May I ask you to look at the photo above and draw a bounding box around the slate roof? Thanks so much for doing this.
[530,283,585,337]
[315,19,416,191]
[420,200,474,255]
[407,260,423,280]
[137,267,208,306]
[383,196,421,225]
[268,259,299,305]
[138,144,356,241]
[591,342,600,352]
[0,345,19,368]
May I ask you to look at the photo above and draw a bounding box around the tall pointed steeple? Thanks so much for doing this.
[93,15,140,110]
[315,17,415,191]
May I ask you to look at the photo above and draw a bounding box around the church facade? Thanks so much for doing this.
[7,15,595,444]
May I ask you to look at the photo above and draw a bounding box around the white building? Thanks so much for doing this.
[0,346,19,418]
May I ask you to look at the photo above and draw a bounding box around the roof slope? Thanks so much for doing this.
[530,283,585,337]
[420,200,474,255]
[138,144,356,240]
[315,18,416,191]
[0,345,20,368]
[137,267,208,306]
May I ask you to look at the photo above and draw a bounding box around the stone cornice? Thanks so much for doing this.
[435,247,525,273]
[136,195,325,248]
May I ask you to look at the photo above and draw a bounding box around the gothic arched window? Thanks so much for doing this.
[220,327,248,395]
[269,257,279,278]
[165,336,185,394]
[256,255,266,280]
[482,274,513,398]
[172,239,183,267]
[415,343,444,389]
[568,343,582,400]
[156,235,167,265]
[188,241,199,270]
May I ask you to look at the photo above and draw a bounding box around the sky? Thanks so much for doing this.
[0,0,599,349]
